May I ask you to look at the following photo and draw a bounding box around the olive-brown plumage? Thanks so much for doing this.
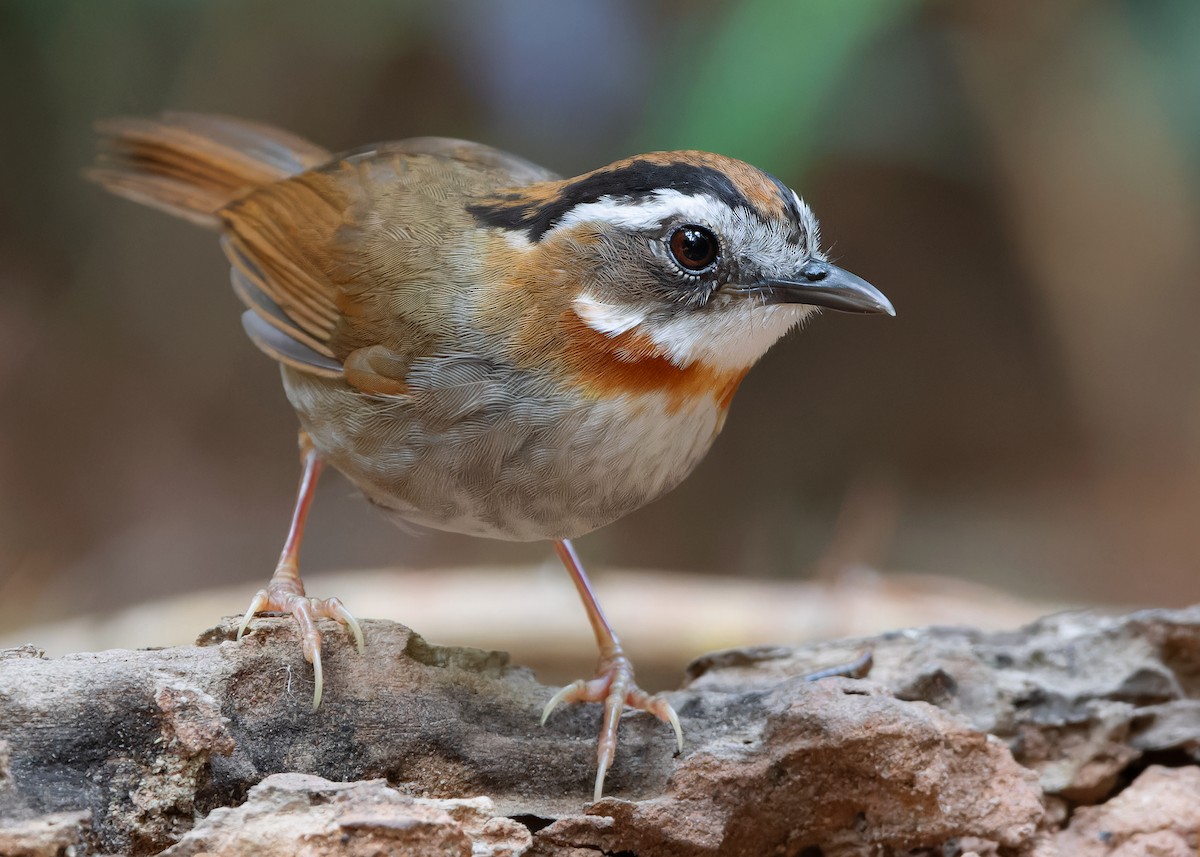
[89,113,893,801]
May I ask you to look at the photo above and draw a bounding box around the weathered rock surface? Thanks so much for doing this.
[161,773,532,857]
[0,606,1197,855]
[687,606,1200,803]
[1051,764,1200,856]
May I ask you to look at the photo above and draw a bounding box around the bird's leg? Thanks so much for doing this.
[236,431,364,708]
[542,538,683,802]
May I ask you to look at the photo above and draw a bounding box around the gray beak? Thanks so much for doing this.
[749,260,895,315]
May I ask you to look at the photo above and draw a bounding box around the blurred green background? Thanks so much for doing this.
[2,0,1200,636]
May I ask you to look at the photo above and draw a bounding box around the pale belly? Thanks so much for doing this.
[281,360,726,541]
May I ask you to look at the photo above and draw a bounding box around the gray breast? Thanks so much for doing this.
[281,359,723,541]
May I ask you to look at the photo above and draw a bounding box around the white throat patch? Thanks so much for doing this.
[572,293,811,372]
[640,301,811,370]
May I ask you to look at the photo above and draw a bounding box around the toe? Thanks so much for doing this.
[644,697,683,752]
[318,596,365,654]
[542,679,587,725]
[236,590,270,641]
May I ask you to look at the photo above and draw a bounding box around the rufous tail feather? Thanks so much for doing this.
[86,112,331,228]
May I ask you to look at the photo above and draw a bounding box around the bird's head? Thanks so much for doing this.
[470,151,893,376]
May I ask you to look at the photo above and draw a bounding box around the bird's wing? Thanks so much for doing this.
[222,138,560,387]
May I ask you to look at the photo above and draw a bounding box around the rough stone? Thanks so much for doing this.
[686,607,1200,801]
[0,810,90,857]
[0,606,1197,855]
[161,773,531,857]
[1053,765,1200,856]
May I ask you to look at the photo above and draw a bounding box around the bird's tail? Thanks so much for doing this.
[87,112,332,229]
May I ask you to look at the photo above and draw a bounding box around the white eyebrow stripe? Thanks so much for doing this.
[550,185,822,257]
[551,189,722,233]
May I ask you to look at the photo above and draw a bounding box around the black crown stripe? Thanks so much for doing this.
[467,160,754,241]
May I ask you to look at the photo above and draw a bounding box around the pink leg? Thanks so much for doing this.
[542,539,683,801]
[236,431,364,708]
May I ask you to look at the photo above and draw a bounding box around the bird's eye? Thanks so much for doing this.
[668,225,719,273]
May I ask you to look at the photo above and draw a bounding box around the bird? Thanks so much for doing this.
[88,112,894,801]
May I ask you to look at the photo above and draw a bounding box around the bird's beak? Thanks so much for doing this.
[745,260,895,316]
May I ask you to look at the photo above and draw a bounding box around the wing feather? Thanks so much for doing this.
[222,137,558,385]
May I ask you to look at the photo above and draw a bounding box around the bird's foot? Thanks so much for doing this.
[542,649,683,802]
[235,568,364,708]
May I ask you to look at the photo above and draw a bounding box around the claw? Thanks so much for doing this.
[594,754,610,803]
[311,645,324,709]
[662,700,684,752]
[542,680,585,725]
[328,597,366,654]
[237,590,269,641]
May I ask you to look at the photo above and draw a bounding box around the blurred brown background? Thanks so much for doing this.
[2,0,1200,641]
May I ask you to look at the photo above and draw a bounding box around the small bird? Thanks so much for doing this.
[89,113,894,800]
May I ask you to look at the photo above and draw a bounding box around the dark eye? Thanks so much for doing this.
[668,225,719,272]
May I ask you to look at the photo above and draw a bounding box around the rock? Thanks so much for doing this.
[161,773,531,857]
[0,606,1198,855]
[0,810,90,857]
[686,606,1200,801]
[1054,765,1200,856]
[530,680,1043,856]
